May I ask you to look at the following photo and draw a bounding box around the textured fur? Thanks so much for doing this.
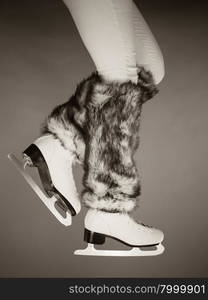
[42,67,158,213]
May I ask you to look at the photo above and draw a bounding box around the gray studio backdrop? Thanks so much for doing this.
[0,0,207,277]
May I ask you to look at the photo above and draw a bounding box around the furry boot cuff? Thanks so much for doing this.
[41,67,158,213]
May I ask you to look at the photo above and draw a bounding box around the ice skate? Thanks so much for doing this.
[74,209,164,256]
[8,134,81,226]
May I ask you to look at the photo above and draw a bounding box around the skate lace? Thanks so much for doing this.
[128,215,153,229]
[136,221,153,228]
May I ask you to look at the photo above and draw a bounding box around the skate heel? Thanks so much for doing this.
[23,144,42,166]
[84,229,106,245]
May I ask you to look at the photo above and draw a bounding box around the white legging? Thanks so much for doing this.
[62,0,165,84]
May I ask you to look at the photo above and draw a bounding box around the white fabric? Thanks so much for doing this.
[132,2,165,84]
[63,0,164,84]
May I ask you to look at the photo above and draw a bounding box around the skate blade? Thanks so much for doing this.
[74,243,165,256]
[8,153,72,226]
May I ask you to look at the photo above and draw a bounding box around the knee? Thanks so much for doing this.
[155,66,165,85]
[153,55,165,85]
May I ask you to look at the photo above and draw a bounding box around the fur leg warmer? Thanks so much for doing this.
[41,67,158,213]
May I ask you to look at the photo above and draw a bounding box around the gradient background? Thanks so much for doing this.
[0,0,208,277]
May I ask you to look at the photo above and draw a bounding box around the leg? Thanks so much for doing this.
[59,0,158,213]
[49,0,163,254]
[74,79,164,254]
[132,2,165,84]
[59,1,164,255]
[46,1,164,253]
[62,0,138,83]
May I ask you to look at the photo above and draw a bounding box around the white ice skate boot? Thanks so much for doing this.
[75,209,164,256]
[8,134,81,226]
